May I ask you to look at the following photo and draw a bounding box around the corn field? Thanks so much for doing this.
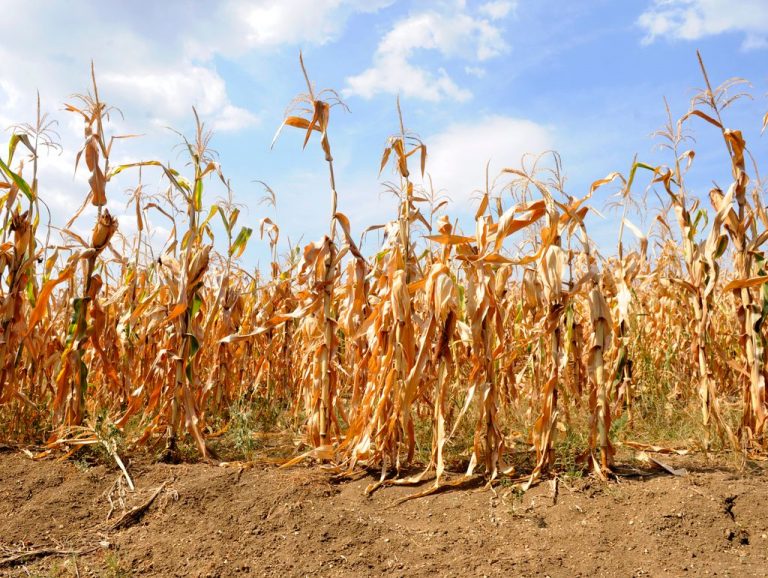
[1,55,767,490]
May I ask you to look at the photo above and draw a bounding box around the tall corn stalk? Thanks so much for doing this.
[688,54,768,446]
[163,110,217,460]
[53,67,118,429]
[273,53,346,447]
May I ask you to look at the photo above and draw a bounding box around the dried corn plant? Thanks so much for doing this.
[0,56,767,492]
[272,53,346,450]
[53,66,119,431]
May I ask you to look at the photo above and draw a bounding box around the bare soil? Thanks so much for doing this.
[1,450,767,577]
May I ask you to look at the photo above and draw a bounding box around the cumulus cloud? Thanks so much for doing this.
[102,67,258,132]
[0,5,261,137]
[0,3,257,244]
[0,0,405,258]
[425,116,553,208]
[638,0,768,49]
[345,1,512,102]
[464,66,487,78]
[0,0,396,136]
[478,1,517,20]
[226,0,393,48]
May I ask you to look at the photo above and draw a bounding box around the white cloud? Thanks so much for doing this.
[0,0,384,137]
[237,0,350,46]
[479,1,517,20]
[226,0,394,49]
[212,105,261,133]
[0,80,21,110]
[345,2,511,102]
[348,62,472,102]
[0,80,22,129]
[465,66,487,78]
[0,1,279,238]
[177,0,395,62]
[425,116,553,209]
[0,1,402,263]
[743,33,768,50]
[0,0,400,159]
[638,0,768,49]
[102,67,258,132]
[0,6,260,141]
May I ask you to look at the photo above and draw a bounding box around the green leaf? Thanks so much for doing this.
[189,333,200,357]
[26,279,35,303]
[191,294,203,318]
[185,333,201,381]
[109,160,166,178]
[77,356,89,393]
[229,208,240,231]
[8,133,33,165]
[193,178,203,211]
[0,156,34,202]
[229,227,253,258]
[626,161,658,193]
[218,208,231,234]
[66,298,88,344]
[692,208,708,236]
[203,224,215,243]
[229,226,253,258]
[200,204,220,229]
[714,235,729,259]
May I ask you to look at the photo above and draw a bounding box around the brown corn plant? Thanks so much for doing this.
[1,56,768,494]
[272,53,348,449]
[53,66,119,431]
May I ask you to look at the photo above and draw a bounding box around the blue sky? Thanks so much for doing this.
[1,0,767,267]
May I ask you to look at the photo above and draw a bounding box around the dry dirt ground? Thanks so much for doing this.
[1,450,767,577]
